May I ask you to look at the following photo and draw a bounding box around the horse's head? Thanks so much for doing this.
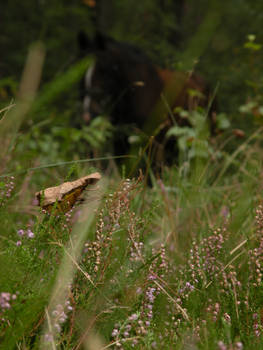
[78,31,163,127]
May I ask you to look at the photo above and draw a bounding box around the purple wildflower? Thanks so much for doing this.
[17,229,24,236]
[27,229,34,238]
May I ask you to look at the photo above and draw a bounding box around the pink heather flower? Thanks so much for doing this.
[147,311,153,319]
[223,313,231,323]
[146,287,156,303]
[0,292,16,310]
[112,329,119,337]
[217,341,227,350]
[125,324,131,331]
[27,229,34,238]
[136,287,142,294]
[1,293,10,300]
[128,313,138,321]
[151,341,157,349]
[44,333,54,342]
[54,323,61,332]
[253,323,258,330]
[17,229,24,236]
[148,274,156,280]
[16,241,22,246]
[255,329,260,337]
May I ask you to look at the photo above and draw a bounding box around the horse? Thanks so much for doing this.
[78,31,215,171]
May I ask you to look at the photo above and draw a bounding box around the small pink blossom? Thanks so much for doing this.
[27,229,34,238]
[17,229,24,236]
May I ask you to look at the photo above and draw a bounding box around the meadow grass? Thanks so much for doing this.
[1,127,263,350]
[1,45,263,350]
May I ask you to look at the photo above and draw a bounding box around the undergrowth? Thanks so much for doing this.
[1,144,263,350]
[1,37,263,350]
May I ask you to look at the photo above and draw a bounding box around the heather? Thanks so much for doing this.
[1,103,263,348]
[2,2,263,348]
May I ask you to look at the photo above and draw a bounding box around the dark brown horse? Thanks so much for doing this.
[78,31,215,169]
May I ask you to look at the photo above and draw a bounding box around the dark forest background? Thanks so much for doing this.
[1,0,263,162]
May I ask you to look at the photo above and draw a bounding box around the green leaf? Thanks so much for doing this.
[166,126,195,138]
[216,113,231,130]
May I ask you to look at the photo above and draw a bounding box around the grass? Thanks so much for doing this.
[1,132,263,350]
[1,45,263,350]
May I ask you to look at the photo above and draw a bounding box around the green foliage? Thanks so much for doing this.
[2,91,263,348]
[166,108,211,160]
[165,107,230,168]
[81,116,114,149]
[2,1,263,348]
[31,56,94,120]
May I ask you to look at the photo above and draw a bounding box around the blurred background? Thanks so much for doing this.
[1,0,263,170]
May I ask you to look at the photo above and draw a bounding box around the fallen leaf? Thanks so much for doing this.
[35,172,101,214]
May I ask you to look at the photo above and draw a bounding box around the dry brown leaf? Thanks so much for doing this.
[35,172,101,214]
